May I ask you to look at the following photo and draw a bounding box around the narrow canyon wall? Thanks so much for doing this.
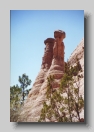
[18,31,84,122]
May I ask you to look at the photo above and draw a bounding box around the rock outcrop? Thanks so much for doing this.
[68,38,84,120]
[68,38,84,99]
[18,31,84,122]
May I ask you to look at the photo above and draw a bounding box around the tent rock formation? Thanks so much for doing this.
[18,31,84,122]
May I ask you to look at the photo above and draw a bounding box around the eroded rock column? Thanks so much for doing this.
[47,30,66,88]
[53,30,65,70]
[41,38,55,70]
[28,38,54,97]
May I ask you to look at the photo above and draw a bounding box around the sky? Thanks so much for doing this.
[10,10,84,89]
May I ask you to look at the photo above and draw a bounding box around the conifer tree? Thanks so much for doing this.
[18,73,31,102]
[10,74,32,122]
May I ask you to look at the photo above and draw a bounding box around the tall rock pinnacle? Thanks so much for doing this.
[41,38,54,70]
[46,30,66,88]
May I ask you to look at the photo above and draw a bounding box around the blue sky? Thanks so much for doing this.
[10,10,84,89]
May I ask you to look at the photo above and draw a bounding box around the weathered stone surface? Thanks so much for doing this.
[46,30,65,88]
[41,38,54,69]
[28,69,47,98]
[18,32,84,122]
[53,30,65,60]
[68,38,84,119]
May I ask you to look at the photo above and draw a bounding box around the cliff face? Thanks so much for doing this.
[18,31,84,122]
[68,38,84,119]
[69,38,84,99]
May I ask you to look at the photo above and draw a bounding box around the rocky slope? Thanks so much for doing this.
[68,38,84,120]
[68,38,84,99]
[18,32,84,122]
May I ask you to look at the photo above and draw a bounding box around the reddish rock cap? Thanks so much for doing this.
[44,38,55,45]
[54,30,66,39]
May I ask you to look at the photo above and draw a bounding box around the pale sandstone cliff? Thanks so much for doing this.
[68,38,84,99]
[68,38,84,120]
[18,32,84,122]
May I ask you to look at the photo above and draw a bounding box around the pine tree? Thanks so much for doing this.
[10,74,32,122]
[18,73,31,102]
